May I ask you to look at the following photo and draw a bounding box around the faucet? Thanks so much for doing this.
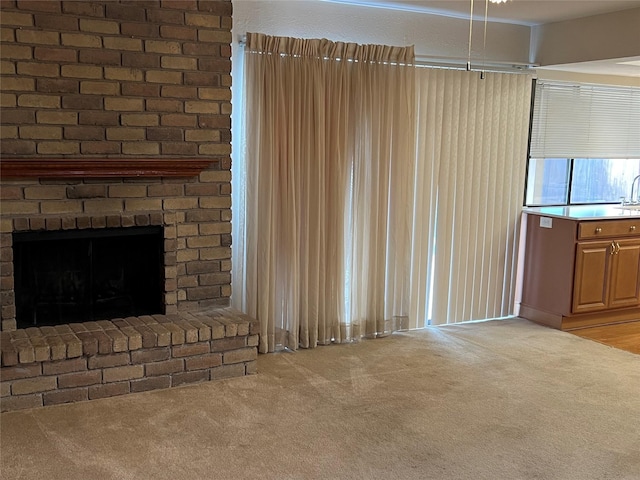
[631,174,640,204]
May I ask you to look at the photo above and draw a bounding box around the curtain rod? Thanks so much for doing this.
[415,56,537,74]
[237,35,536,74]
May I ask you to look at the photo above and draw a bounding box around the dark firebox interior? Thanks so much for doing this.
[13,227,164,329]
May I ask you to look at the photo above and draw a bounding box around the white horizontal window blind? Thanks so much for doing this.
[530,81,640,159]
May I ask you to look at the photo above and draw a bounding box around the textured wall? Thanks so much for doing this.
[0,0,234,330]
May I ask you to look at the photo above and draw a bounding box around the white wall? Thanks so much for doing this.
[531,7,640,67]
[232,0,531,64]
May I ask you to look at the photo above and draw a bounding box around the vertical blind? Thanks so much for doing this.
[530,81,640,159]
[412,69,532,325]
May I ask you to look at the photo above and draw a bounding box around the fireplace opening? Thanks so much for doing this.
[13,226,164,329]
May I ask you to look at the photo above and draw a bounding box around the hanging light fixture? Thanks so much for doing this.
[468,0,510,76]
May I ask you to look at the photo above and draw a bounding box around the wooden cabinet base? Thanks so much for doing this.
[520,304,640,331]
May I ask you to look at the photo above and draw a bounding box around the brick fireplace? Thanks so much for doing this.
[0,0,258,412]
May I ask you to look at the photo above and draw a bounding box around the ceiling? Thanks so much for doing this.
[327,0,640,26]
[325,0,640,78]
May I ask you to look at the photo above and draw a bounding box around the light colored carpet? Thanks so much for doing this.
[1,318,639,480]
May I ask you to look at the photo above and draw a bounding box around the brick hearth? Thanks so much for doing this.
[0,0,253,412]
[1,308,258,412]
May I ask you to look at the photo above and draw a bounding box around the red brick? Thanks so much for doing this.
[120,22,159,38]
[161,85,197,99]
[17,1,61,13]
[0,140,36,155]
[0,11,33,27]
[130,347,170,364]
[103,364,143,383]
[182,42,215,56]
[105,3,145,21]
[0,394,43,412]
[131,325,157,348]
[62,2,105,17]
[78,111,118,126]
[87,352,130,369]
[162,0,197,10]
[42,357,87,375]
[1,110,35,125]
[88,382,129,400]
[12,376,57,395]
[0,186,23,200]
[246,360,257,374]
[148,184,183,197]
[185,72,219,86]
[161,142,197,155]
[185,352,222,371]
[62,95,103,110]
[64,126,104,140]
[199,115,230,129]
[121,83,160,97]
[211,363,245,380]
[171,369,208,387]
[75,332,99,356]
[199,1,232,15]
[130,375,170,393]
[175,320,199,343]
[81,142,120,155]
[171,342,209,358]
[146,127,182,141]
[160,25,196,41]
[122,52,159,69]
[43,387,88,406]
[146,98,183,112]
[105,329,128,352]
[211,336,245,352]
[0,363,41,381]
[223,347,257,365]
[34,14,78,31]
[147,8,184,25]
[160,114,197,127]
[199,57,231,72]
[156,323,184,345]
[144,324,171,347]
[58,370,101,388]
[33,46,76,62]
[184,184,217,196]
[79,49,120,65]
[145,358,183,376]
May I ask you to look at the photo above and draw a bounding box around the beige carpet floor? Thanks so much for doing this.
[1,318,639,480]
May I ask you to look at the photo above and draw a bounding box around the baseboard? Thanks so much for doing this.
[519,304,640,331]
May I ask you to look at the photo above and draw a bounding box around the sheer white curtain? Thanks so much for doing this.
[233,33,416,353]
[410,68,532,326]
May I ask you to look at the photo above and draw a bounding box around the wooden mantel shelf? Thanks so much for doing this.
[0,158,214,178]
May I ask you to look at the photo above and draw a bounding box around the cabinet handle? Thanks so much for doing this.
[595,227,602,234]
[615,242,621,255]
[611,241,616,255]
[631,225,637,232]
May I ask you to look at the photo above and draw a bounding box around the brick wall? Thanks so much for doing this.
[0,0,233,331]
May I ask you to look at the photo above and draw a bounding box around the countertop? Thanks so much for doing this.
[524,205,640,220]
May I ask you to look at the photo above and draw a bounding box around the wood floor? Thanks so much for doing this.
[570,321,640,355]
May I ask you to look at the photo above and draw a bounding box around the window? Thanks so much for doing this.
[526,158,640,206]
[525,80,640,206]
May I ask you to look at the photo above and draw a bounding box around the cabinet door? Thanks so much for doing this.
[609,239,640,309]
[572,241,612,314]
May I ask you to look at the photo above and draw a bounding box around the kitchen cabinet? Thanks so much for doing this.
[520,213,640,330]
[573,239,640,313]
